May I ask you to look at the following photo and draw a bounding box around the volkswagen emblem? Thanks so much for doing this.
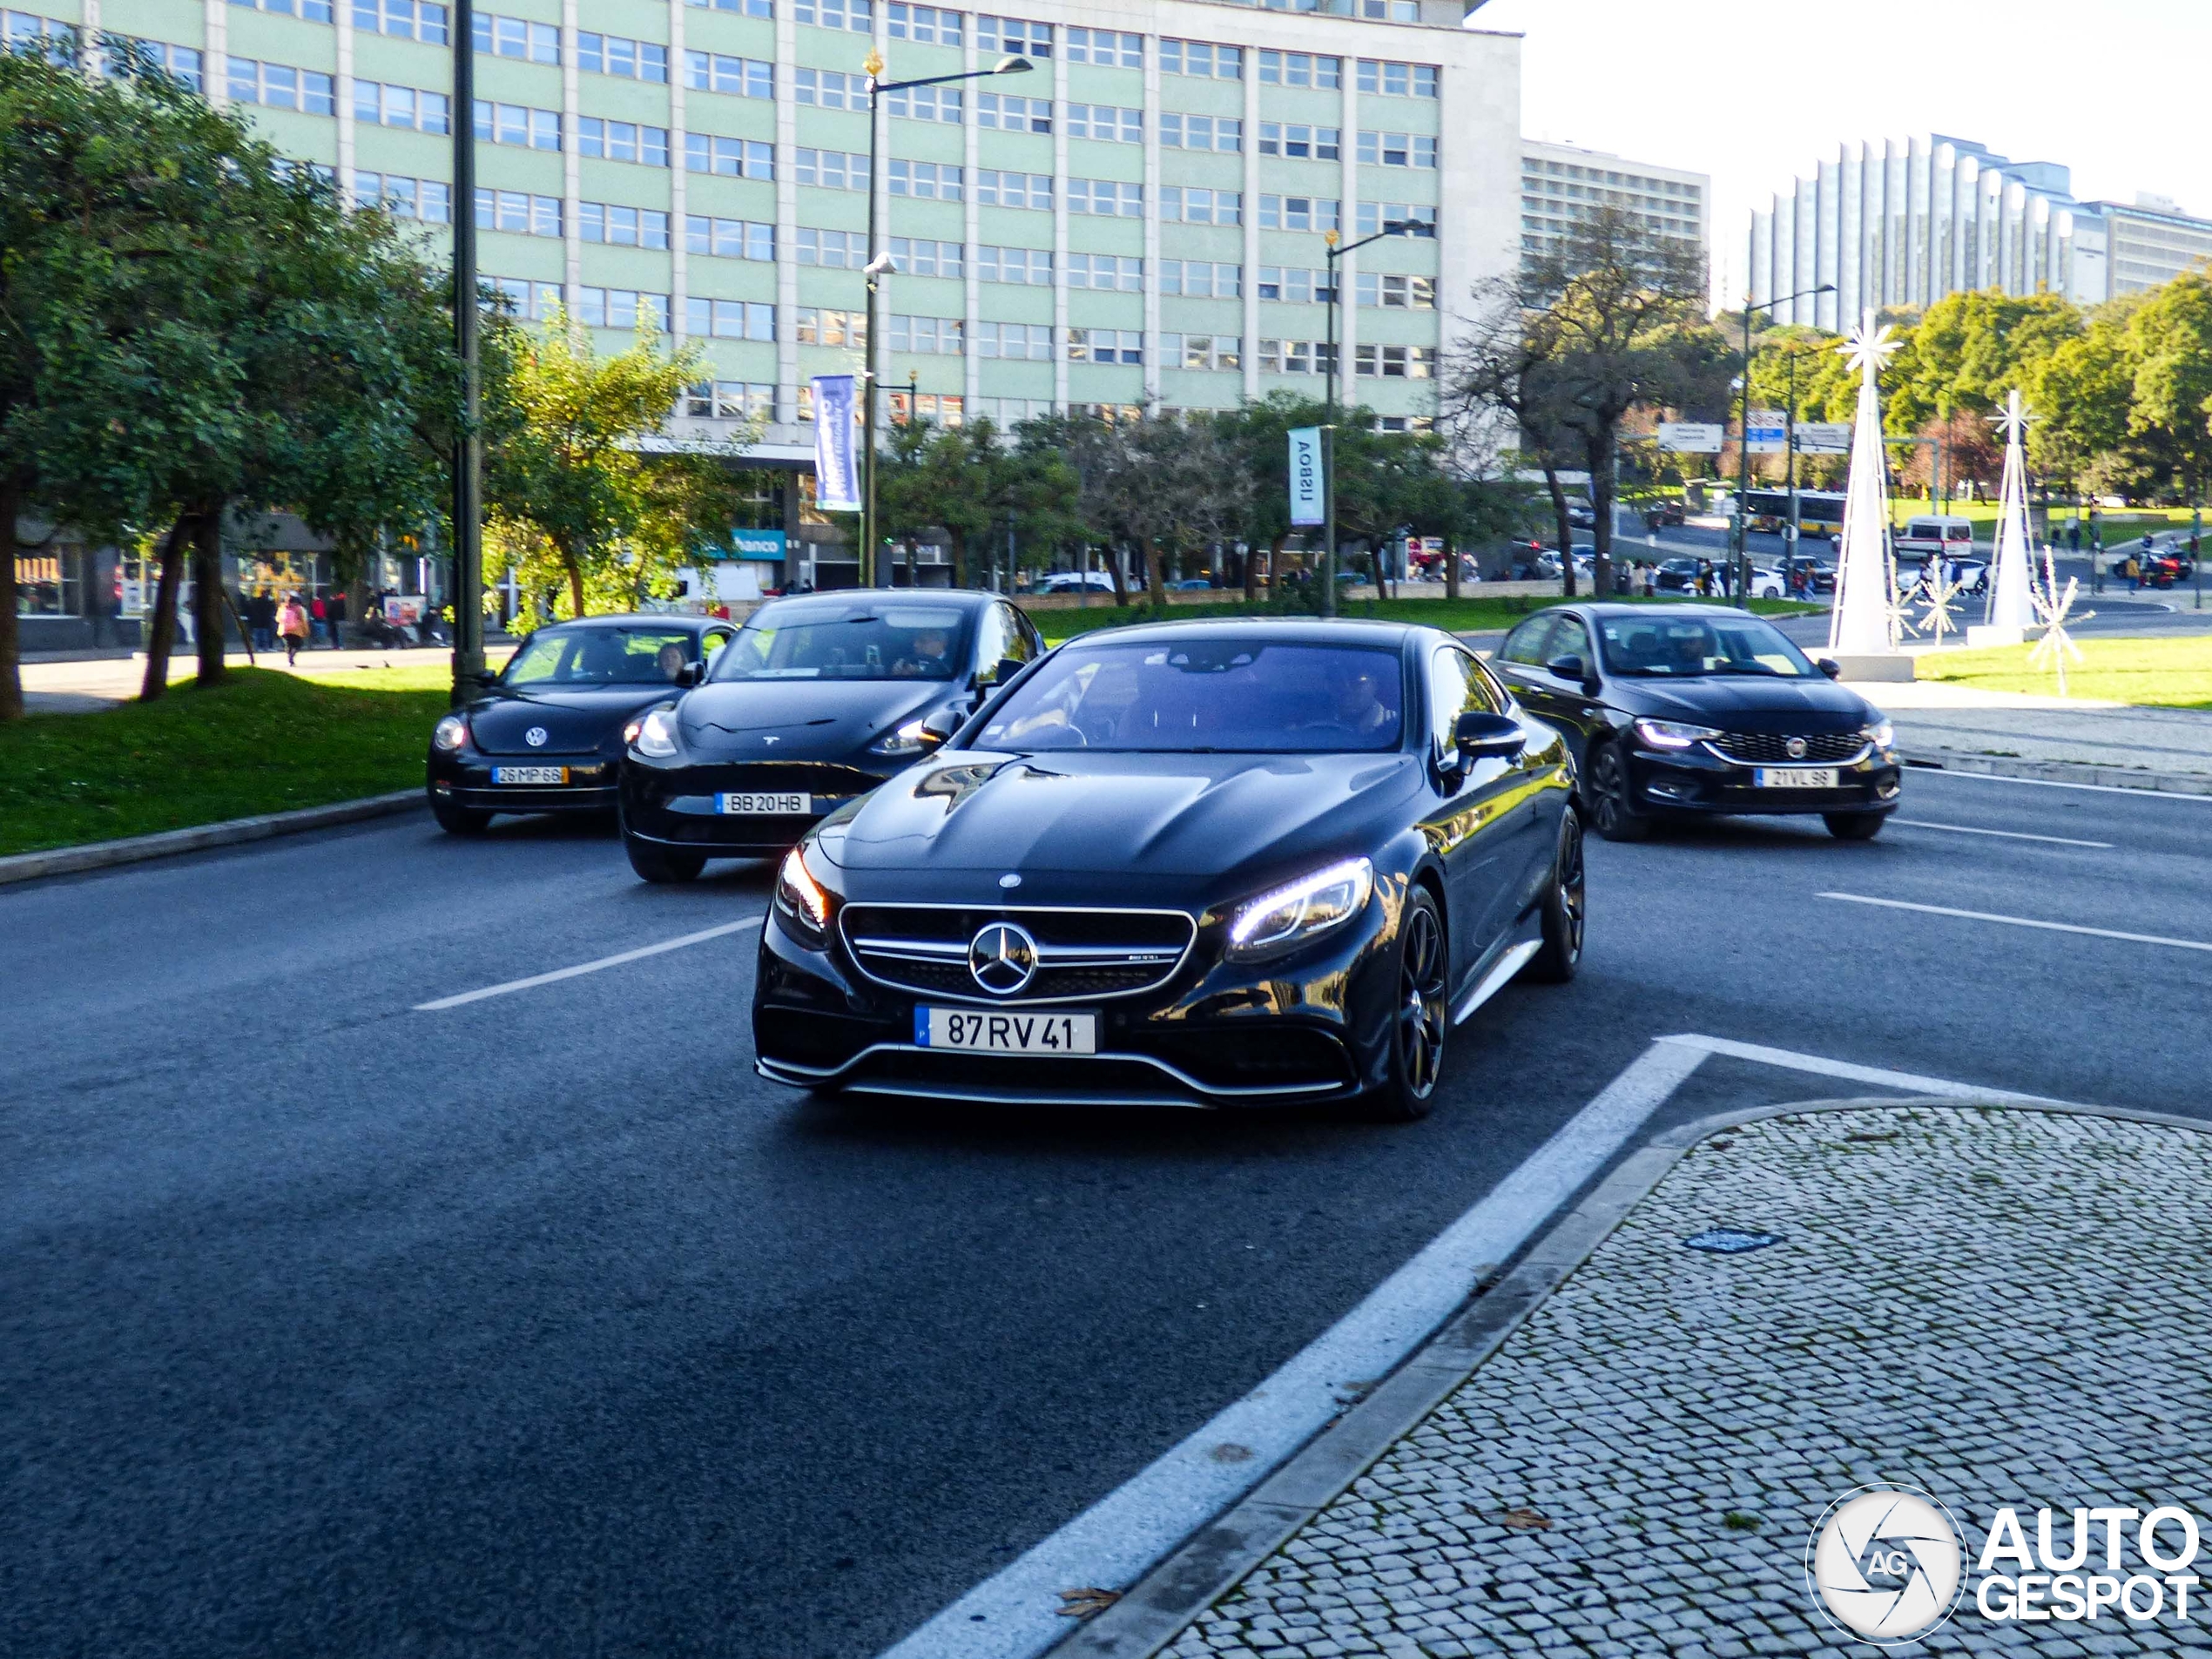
[968,921,1039,996]
[525,726,550,748]
[1784,736,1808,759]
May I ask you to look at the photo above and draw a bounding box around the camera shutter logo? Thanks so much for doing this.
[968,922,1038,995]
[1805,1486,1965,1643]
[525,726,549,748]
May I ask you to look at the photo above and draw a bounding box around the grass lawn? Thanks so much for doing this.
[0,668,446,857]
[1030,592,1818,645]
[1919,633,2212,710]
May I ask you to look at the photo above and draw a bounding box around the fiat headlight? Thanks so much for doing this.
[632,707,680,758]
[1633,718,1722,751]
[1226,858,1373,961]
[432,713,469,752]
[1862,718,1895,751]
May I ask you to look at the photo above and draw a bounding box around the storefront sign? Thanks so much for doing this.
[728,527,787,561]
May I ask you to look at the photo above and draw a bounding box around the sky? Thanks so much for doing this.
[1469,0,2212,302]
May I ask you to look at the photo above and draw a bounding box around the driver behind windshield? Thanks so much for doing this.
[892,625,952,679]
[656,642,690,682]
[1327,658,1395,737]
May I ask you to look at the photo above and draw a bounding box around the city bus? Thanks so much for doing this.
[1744,489,1847,539]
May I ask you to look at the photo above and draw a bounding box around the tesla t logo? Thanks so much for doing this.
[968,922,1039,996]
[1784,736,1808,759]
[525,726,549,747]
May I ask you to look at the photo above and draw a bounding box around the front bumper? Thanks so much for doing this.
[1626,740,1902,818]
[620,759,895,858]
[752,900,1393,1109]
[426,751,618,813]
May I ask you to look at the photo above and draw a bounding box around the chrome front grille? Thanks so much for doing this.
[839,904,1197,1004]
[1704,731,1869,765]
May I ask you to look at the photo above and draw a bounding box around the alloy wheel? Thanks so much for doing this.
[1556,813,1586,963]
[1396,900,1448,1099]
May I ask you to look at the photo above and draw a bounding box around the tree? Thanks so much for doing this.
[2124,273,2212,506]
[1217,392,1327,598]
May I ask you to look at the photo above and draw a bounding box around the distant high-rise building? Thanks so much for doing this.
[1520,140,1708,275]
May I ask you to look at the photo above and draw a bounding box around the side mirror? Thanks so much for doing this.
[1545,653,1588,682]
[919,705,964,745]
[472,669,501,687]
[1816,658,1842,680]
[1453,711,1526,761]
[678,661,707,688]
[988,656,1028,687]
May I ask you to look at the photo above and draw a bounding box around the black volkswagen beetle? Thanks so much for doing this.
[1488,604,1900,841]
[618,590,1043,882]
[426,613,738,834]
[752,618,1585,1120]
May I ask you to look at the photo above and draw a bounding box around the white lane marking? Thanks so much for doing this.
[878,1040,1711,1659]
[1910,767,2212,803]
[1817,891,2212,956]
[1656,1033,2066,1104]
[413,916,764,1010]
[1892,819,2112,849]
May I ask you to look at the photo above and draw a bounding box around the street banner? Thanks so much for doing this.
[1288,427,1325,526]
[812,374,860,511]
[1657,421,1723,454]
[1745,409,1789,455]
[1797,421,1851,455]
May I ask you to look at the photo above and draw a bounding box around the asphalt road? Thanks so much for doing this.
[4,769,2208,1659]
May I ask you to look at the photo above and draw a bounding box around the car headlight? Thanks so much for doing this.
[632,707,679,758]
[867,718,931,758]
[1863,719,1895,751]
[1633,718,1723,751]
[1226,858,1373,961]
[774,846,835,944]
[432,713,469,752]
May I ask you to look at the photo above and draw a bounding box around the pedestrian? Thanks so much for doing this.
[326,589,347,648]
[2067,523,2081,556]
[250,589,278,651]
[277,593,309,664]
[2125,551,2141,592]
[310,593,327,645]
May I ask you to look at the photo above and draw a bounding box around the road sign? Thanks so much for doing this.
[1744,409,1788,455]
[1797,422,1851,455]
[1657,422,1723,454]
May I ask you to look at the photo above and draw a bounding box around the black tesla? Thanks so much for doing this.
[752,619,1586,1120]
[617,590,1044,882]
[1488,604,1901,841]
[425,613,738,835]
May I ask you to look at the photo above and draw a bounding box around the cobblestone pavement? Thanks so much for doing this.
[1162,1105,2212,1658]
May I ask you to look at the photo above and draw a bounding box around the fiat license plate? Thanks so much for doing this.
[718,792,811,814]
[491,765,567,785]
[914,1007,1097,1055]
[1753,766,1839,789]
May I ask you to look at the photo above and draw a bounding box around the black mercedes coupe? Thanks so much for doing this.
[1488,604,1900,841]
[426,614,738,835]
[752,619,1585,1119]
[617,590,1044,882]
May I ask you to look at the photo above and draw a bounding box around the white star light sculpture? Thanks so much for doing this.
[1906,551,1965,644]
[1984,389,2039,636]
[2027,547,2092,696]
[1830,311,1905,658]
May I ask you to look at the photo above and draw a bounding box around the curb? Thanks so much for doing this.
[0,791,425,888]
[1049,1089,2202,1659]
[1901,750,2212,797]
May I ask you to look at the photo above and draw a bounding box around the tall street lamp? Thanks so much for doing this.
[1318,219,1413,619]
[448,0,484,702]
[1733,281,1832,607]
[858,51,1031,588]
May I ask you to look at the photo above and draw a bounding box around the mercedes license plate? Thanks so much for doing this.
[492,765,567,785]
[1753,766,1840,789]
[915,1007,1098,1055]
[718,792,811,814]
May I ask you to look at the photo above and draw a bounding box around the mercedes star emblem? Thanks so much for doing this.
[1784,736,1808,759]
[968,921,1039,996]
[524,726,549,748]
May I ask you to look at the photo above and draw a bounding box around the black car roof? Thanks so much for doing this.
[1566,604,1768,621]
[528,613,721,631]
[1054,617,1427,649]
[752,590,1001,617]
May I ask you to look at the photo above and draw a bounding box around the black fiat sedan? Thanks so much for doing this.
[753,619,1585,1119]
[425,614,736,835]
[1489,604,1900,841]
[617,590,1043,882]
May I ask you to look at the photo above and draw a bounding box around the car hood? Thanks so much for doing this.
[1615,676,1877,732]
[468,687,671,754]
[675,678,951,760]
[815,748,1422,884]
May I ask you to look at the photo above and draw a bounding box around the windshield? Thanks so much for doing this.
[713,604,973,682]
[1596,614,1819,678]
[502,626,698,686]
[973,640,1405,753]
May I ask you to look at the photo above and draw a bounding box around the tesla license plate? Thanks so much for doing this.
[915,1007,1098,1055]
[718,792,811,814]
[492,765,568,785]
[1753,766,1840,789]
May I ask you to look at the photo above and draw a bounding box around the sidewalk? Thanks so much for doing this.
[1096,1101,2212,1658]
[1844,678,2212,790]
[18,645,469,714]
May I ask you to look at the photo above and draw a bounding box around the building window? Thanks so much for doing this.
[1063,252,1143,291]
[355,172,450,222]
[1255,338,1333,375]
[793,67,860,108]
[1257,266,1332,302]
[1160,334,1241,371]
[975,15,1049,57]
[1355,58,1439,97]
[885,84,961,122]
[792,307,867,346]
[579,289,672,332]
[1066,179,1143,218]
[230,58,341,117]
[887,3,961,44]
[1357,202,1437,238]
[1257,50,1339,88]
[1258,122,1338,160]
[227,0,334,23]
[486,277,564,321]
[793,0,871,29]
[1158,112,1240,152]
[887,392,965,426]
[977,246,1052,283]
[793,148,867,190]
[1356,272,1435,309]
[1159,37,1240,79]
[1065,103,1141,143]
[685,381,776,420]
[973,320,1053,360]
[691,215,775,260]
[576,32,667,81]
[1063,27,1138,66]
[471,12,556,62]
[685,51,773,98]
[354,0,447,44]
[683,133,772,177]
[1352,344,1435,378]
[888,237,964,278]
[1159,186,1241,226]
[472,99,558,148]
[1257,194,1339,233]
[1064,328,1143,365]
[885,314,966,354]
[687,0,773,16]
[102,37,206,91]
[1357,131,1435,169]
[978,92,1053,133]
[684,298,777,341]
[974,169,1050,208]
[887,159,962,199]
[1158,260,1241,299]
[476,188,563,237]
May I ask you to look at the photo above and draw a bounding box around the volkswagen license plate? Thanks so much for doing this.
[915,1007,1097,1055]
[718,792,811,814]
[492,765,567,785]
[1753,766,1840,789]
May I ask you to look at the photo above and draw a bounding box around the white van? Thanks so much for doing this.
[1895,516,1976,559]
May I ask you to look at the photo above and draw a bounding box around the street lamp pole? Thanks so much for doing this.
[448,0,483,701]
[860,52,1030,590]
[1320,219,1413,620]
[1734,281,1832,608]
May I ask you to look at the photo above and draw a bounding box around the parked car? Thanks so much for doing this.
[1039,571,1117,594]
[1750,566,1786,600]
[1566,502,1597,529]
[1170,577,1217,590]
[1654,558,1705,593]
[1894,516,1977,561]
[1643,502,1687,529]
[1489,604,1901,842]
